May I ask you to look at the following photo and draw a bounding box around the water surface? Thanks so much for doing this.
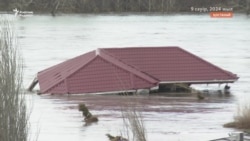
[14,14,250,141]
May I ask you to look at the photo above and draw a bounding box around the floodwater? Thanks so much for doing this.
[12,14,250,141]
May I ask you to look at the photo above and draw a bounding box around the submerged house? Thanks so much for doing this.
[31,47,239,94]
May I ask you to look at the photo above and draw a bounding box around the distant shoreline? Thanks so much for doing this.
[0,0,249,16]
[0,11,248,17]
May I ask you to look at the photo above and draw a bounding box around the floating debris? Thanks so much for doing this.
[78,103,98,124]
[106,134,128,141]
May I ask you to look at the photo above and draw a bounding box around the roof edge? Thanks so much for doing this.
[40,79,65,94]
[160,79,238,84]
[100,46,181,50]
[178,48,239,79]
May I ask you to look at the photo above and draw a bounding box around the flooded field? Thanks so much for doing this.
[12,14,250,141]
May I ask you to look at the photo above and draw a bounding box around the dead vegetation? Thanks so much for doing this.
[224,101,250,129]
[122,105,147,141]
[119,94,147,141]
[0,17,29,141]
[0,0,238,14]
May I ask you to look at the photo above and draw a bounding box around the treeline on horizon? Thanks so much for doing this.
[0,0,248,14]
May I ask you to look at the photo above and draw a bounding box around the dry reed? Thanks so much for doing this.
[224,100,250,129]
[0,16,29,141]
[120,94,147,141]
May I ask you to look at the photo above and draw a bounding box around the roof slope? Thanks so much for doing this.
[38,51,96,93]
[37,46,238,94]
[103,47,238,83]
[37,49,158,94]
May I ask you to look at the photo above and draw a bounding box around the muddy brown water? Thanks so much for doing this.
[11,14,250,141]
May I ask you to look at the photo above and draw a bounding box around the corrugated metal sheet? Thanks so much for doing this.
[37,46,239,94]
[104,47,238,83]
[38,51,96,93]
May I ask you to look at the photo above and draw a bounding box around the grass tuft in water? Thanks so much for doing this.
[224,101,250,129]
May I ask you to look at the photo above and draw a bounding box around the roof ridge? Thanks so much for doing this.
[102,46,180,50]
[178,48,239,79]
[98,48,158,84]
[63,52,97,79]
[100,48,143,72]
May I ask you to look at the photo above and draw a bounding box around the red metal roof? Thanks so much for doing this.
[37,46,238,94]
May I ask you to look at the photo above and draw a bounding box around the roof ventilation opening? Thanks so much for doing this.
[95,48,100,56]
